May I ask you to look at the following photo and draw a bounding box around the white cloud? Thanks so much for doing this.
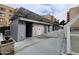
[6,4,79,21]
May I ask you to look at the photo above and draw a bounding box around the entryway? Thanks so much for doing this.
[26,22,32,37]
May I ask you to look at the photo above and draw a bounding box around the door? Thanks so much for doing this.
[26,22,32,37]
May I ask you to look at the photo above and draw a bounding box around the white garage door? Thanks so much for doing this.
[32,23,44,36]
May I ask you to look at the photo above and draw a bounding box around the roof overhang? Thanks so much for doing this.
[19,17,53,25]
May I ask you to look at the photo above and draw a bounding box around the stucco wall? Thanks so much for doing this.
[17,21,26,41]
[49,26,52,32]
[32,23,44,36]
[71,20,79,27]
[10,18,53,42]
[10,19,18,41]
[11,20,26,42]
[69,7,79,20]
[44,25,48,33]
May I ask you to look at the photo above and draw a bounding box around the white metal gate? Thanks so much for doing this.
[64,14,79,54]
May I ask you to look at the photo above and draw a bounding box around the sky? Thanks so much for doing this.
[6,4,79,21]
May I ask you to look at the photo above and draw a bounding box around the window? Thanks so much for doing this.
[9,10,12,13]
[0,13,5,17]
[0,7,6,11]
[9,15,11,17]
[0,18,4,22]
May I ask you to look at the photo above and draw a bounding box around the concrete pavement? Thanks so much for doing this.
[15,30,66,55]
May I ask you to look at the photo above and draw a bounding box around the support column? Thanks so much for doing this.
[66,25,71,54]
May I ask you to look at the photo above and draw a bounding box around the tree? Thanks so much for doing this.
[52,20,60,31]
[60,20,66,25]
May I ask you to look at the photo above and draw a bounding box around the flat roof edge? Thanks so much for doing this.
[19,17,53,25]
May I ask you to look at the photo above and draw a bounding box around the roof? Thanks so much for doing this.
[11,7,51,23]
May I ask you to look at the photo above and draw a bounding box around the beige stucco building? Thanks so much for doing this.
[67,6,79,27]
[67,6,79,22]
[0,4,15,27]
[65,6,79,54]
[43,15,56,23]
